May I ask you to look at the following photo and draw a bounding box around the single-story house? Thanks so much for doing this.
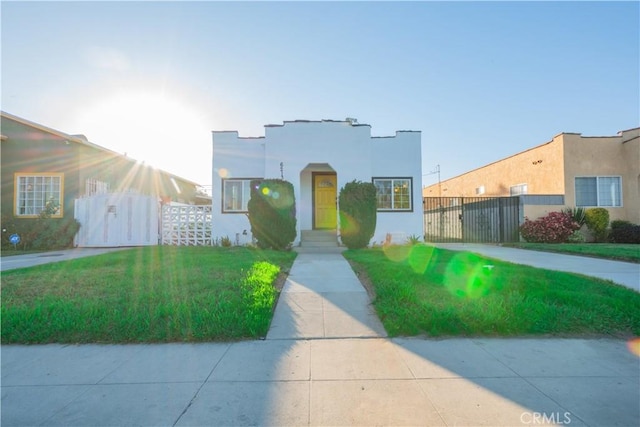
[212,119,423,246]
[1,111,209,246]
[423,127,640,224]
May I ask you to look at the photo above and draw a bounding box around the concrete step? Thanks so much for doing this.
[300,230,338,247]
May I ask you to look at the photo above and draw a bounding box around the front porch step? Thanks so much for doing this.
[300,230,338,247]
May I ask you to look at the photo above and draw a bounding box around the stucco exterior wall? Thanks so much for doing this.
[211,120,423,246]
[211,132,265,245]
[371,132,423,244]
[424,128,640,224]
[563,129,640,223]
[423,135,565,198]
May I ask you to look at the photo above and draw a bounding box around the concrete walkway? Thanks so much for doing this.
[2,246,639,426]
[434,243,640,292]
[267,251,386,339]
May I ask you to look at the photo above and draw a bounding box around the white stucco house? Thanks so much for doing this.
[211,119,423,247]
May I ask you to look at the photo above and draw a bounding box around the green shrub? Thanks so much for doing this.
[561,207,586,227]
[610,220,632,230]
[608,222,640,244]
[1,201,80,251]
[585,208,610,242]
[566,230,586,243]
[406,234,422,245]
[338,180,377,249]
[519,211,580,243]
[247,179,296,250]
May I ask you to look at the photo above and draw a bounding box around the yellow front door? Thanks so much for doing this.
[314,174,337,229]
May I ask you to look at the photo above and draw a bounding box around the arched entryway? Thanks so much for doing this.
[299,164,338,247]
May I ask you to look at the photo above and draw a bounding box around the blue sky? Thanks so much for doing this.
[2,1,638,188]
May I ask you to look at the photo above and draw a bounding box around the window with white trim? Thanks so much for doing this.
[510,183,528,196]
[15,173,63,217]
[222,179,254,213]
[373,178,412,211]
[475,185,485,195]
[575,176,622,207]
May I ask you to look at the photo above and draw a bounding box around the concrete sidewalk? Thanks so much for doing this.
[2,247,639,426]
[2,338,638,426]
[434,243,640,292]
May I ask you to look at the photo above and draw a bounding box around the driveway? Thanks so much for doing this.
[1,247,132,272]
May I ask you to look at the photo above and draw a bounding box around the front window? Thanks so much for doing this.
[575,176,622,207]
[222,179,253,213]
[373,178,412,211]
[15,173,64,217]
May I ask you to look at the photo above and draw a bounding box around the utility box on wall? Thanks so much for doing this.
[74,193,159,247]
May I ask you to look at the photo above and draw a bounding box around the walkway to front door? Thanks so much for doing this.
[266,251,386,339]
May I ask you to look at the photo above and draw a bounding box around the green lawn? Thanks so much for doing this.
[1,246,296,344]
[344,245,640,337]
[502,242,640,263]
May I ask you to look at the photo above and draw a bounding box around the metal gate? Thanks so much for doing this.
[423,197,520,243]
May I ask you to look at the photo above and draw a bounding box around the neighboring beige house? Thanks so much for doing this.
[423,128,640,224]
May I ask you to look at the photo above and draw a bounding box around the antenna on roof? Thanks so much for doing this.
[345,117,358,125]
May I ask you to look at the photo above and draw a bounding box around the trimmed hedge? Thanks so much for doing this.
[609,220,640,244]
[585,208,610,242]
[339,180,377,249]
[247,179,296,250]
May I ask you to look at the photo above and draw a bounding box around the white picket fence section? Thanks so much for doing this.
[161,205,213,246]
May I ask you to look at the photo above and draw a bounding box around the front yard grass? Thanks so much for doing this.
[344,245,640,337]
[1,246,296,344]
[502,242,640,263]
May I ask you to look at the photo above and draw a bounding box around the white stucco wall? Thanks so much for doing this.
[371,131,424,244]
[211,131,264,245]
[211,120,423,246]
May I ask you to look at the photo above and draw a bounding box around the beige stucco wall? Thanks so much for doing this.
[425,128,640,224]
[423,135,565,197]
[563,129,640,223]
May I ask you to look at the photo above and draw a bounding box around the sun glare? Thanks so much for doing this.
[72,90,211,184]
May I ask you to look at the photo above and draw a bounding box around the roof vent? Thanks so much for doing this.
[345,117,358,125]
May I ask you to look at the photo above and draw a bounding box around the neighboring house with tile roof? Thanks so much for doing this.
[212,119,423,247]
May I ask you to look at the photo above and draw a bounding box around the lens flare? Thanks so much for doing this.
[627,338,640,357]
[407,244,435,274]
[217,168,228,178]
[383,244,411,262]
[339,212,360,237]
[443,252,494,298]
[261,187,270,195]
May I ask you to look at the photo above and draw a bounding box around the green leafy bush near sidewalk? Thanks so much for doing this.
[344,246,640,337]
[1,246,296,343]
